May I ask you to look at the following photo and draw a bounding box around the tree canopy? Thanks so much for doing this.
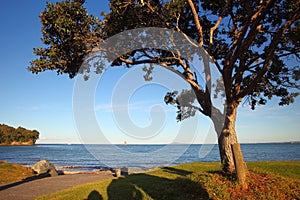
[29,0,300,176]
[28,0,102,78]
[29,0,299,109]
[0,124,39,145]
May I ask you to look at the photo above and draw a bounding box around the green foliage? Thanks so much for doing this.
[0,124,39,145]
[103,0,165,36]
[29,0,300,175]
[29,0,300,109]
[164,90,198,121]
[28,0,102,78]
[106,0,300,109]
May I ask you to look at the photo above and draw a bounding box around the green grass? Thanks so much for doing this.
[36,161,300,200]
[247,161,300,181]
[0,161,35,184]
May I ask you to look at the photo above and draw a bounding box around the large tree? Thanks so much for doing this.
[29,0,299,178]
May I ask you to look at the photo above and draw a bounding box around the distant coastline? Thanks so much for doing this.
[240,141,300,144]
[0,124,39,146]
[0,141,35,146]
[35,141,300,145]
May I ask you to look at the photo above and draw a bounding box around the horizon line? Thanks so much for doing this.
[35,141,300,145]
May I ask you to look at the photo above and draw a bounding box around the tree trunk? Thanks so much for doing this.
[232,143,247,187]
[193,84,247,182]
[213,102,246,174]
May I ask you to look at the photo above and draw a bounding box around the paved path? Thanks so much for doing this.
[0,172,113,200]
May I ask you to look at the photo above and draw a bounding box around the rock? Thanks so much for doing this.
[111,167,129,177]
[111,168,121,177]
[32,160,58,177]
[121,167,129,175]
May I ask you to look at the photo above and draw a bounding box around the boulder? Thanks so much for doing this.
[121,167,129,175]
[32,160,58,177]
[111,168,121,177]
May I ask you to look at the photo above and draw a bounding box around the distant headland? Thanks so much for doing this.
[0,124,39,146]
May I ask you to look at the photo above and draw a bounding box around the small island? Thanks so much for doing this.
[0,124,39,146]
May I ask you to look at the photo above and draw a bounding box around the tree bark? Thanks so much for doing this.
[232,143,248,187]
[213,102,245,174]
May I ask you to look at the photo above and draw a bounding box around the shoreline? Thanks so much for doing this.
[0,144,36,146]
[34,141,300,145]
[8,159,300,175]
[0,142,36,146]
[55,165,159,175]
[16,163,159,175]
[1,143,299,174]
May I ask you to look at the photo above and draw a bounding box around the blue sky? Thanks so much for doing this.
[0,0,299,144]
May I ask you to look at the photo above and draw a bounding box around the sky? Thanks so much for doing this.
[0,0,299,145]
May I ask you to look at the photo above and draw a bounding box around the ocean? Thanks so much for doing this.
[0,143,299,171]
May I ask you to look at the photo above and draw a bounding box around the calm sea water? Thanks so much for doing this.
[0,143,299,171]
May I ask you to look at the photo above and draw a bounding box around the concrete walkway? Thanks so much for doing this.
[0,172,113,200]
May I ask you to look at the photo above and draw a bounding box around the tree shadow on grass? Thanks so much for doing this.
[161,167,192,176]
[107,167,209,200]
[85,190,103,200]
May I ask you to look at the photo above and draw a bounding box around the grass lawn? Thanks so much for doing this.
[0,161,35,185]
[35,161,300,200]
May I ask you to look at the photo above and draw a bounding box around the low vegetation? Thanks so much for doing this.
[0,124,39,145]
[35,161,300,200]
[0,161,35,184]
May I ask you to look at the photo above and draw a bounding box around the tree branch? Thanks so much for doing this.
[118,54,215,116]
[118,56,204,91]
[230,0,276,67]
[187,0,204,46]
[226,0,275,66]
[210,16,223,44]
[237,13,299,99]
